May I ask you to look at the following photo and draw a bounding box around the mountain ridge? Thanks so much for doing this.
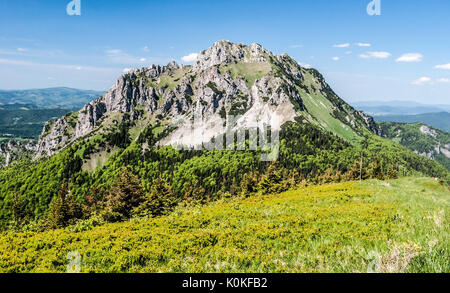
[35,40,381,158]
[0,87,104,110]
[375,112,450,132]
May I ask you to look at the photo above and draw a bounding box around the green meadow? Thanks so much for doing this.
[0,177,448,273]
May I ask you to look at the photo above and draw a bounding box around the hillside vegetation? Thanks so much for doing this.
[1,120,448,229]
[0,177,448,273]
[379,122,450,170]
[0,104,71,140]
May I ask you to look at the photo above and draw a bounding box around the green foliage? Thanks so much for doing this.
[379,121,450,171]
[104,121,131,149]
[135,178,177,217]
[0,105,71,140]
[45,182,83,229]
[0,119,448,230]
[101,167,145,222]
[0,177,447,273]
[258,164,289,194]
[219,62,271,88]
[12,192,30,227]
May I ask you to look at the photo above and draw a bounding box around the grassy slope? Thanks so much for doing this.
[0,177,448,273]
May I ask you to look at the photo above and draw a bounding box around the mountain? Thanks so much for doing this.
[36,41,381,158]
[374,112,450,132]
[0,87,104,110]
[379,121,450,170]
[0,41,448,229]
[352,101,450,116]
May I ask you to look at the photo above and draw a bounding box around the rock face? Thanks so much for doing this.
[35,40,382,158]
[0,140,37,167]
[419,125,438,138]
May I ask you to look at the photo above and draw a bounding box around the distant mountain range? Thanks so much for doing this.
[352,101,450,116]
[0,88,104,141]
[351,101,450,132]
[0,87,104,110]
[374,112,450,132]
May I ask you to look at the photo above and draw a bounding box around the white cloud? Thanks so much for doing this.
[75,66,82,70]
[345,51,352,55]
[123,68,132,74]
[435,63,450,70]
[411,76,432,85]
[333,43,350,48]
[139,58,146,62]
[437,78,450,83]
[332,57,340,61]
[396,53,423,63]
[355,42,371,47]
[181,53,198,63]
[359,51,391,59]
[142,46,150,52]
[17,48,27,52]
[289,44,303,49]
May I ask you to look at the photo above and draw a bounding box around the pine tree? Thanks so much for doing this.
[46,182,83,229]
[369,158,385,180]
[240,172,260,197]
[12,192,28,226]
[102,167,145,222]
[84,186,104,216]
[259,164,284,194]
[135,178,177,217]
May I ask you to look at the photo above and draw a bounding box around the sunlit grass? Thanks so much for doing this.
[0,177,448,273]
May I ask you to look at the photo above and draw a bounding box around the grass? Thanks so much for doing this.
[0,177,448,273]
[144,67,189,91]
[219,62,271,88]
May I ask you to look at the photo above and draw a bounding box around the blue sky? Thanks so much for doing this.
[0,0,449,104]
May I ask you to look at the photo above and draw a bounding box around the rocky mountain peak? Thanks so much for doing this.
[34,40,383,159]
[193,40,270,72]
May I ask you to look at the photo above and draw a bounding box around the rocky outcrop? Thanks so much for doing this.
[0,140,37,167]
[357,111,384,136]
[193,41,269,72]
[419,125,438,138]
